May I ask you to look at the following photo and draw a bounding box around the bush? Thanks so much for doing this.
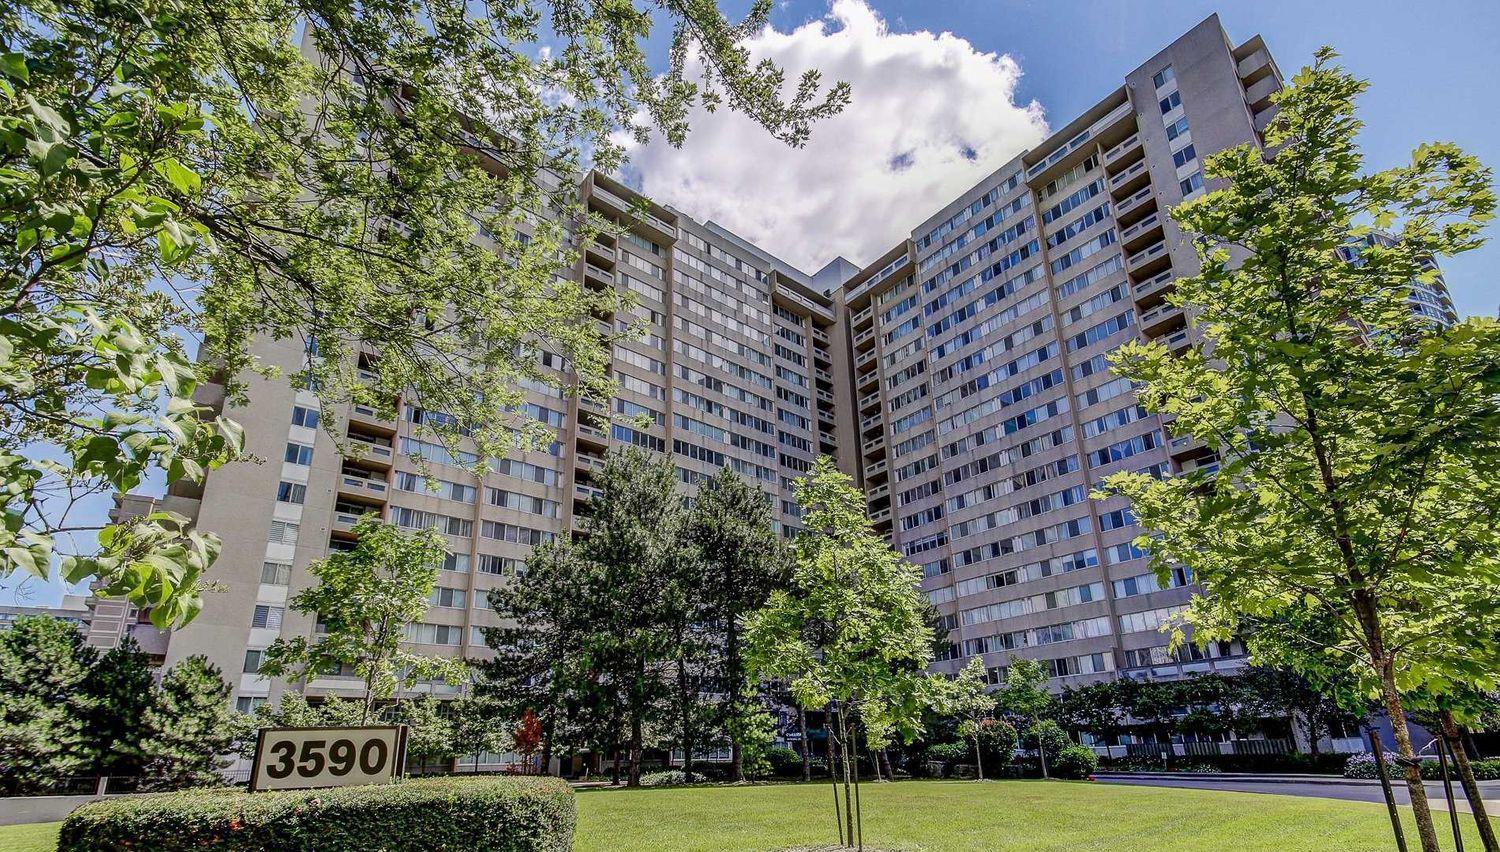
[974,719,1018,767]
[766,746,803,778]
[1345,752,1500,781]
[58,775,574,851]
[1052,744,1100,780]
[638,770,689,787]
[925,741,970,764]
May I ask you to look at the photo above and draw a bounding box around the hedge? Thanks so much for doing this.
[58,775,575,851]
[1345,752,1500,781]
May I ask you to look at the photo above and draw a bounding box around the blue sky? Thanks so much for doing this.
[7,1,1496,607]
[663,0,1497,316]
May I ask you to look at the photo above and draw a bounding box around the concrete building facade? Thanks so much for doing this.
[147,15,1455,713]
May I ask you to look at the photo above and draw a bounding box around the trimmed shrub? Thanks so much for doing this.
[1345,752,1500,781]
[766,746,803,778]
[925,741,970,764]
[58,775,574,851]
[638,770,689,787]
[1052,744,1100,780]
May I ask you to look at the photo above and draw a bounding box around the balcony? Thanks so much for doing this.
[1253,105,1278,134]
[584,262,615,287]
[815,368,833,385]
[331,509,363,536]
[813,327,830,345]
[859,391,881,412]
[867,482,890,502]
[1164,328,1192,353]
[576,422,608,447]
[575,483,603,502]
[344,435,395,469]
[349,403,398,434]
[337,471,389,502]
[851,305,873,327]
[1138,301,1185,336]
[869,506,892,525]
[1132,270,1175,306]
[1114,185,1155,220]
[865,458,889,478]
[590,187,677,240]
[855,347,876,368]
[1120,210,1164,251]
[816,388,835,404]
[1103,132,1143,166]
[1245,75,1278,112]
[1237,47,1273,83]
[819,431,838,448]
[862,435,886,457]
[576,453,606,474]
[584,238,617,268]
[1169,433,1208,458]
[1127,240,1171,278]
[1109,158,1151,197]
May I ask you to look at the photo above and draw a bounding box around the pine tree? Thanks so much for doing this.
[138,656,233,790]
[84,637,155,779]
[685,466,788,782]
[0,616,98,793]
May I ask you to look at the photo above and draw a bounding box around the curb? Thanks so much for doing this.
[1092,772,1380,786]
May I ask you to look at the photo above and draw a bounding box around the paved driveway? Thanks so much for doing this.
[1094,772,1500,813]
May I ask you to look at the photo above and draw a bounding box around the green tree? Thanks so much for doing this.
[478,538,598,776]
[685,466,788,782]
[578,447,689,786]
[994,657,1055,779]
[0,615,97,793]
[1,0,845,623]
[449,694,510,774]
[137,655,233,790]
[259,516,466,722]
[932,657,997,781]
[1098,48,1498,852]
[395,694,456,773]
[746,456,935,849]
[84,637,155,779]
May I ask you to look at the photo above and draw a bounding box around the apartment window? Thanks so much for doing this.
[430,587,466,608]
[1152,65,1175,89]
[268,520,299,546]
[404,622,463,646]
[1165,116,1190,142]
[1179,171,1205,196]
[1171,144,1197,169]
[441,552,471,573]
[283,443,314,465]
[243,649,264,674]
[290,405,320,428]
[1158,91,1181,114]
[251,605,284,630]
[478,554,525,577]
[260,561,292,586]
[275,481,306,505]
[236,696,268,714]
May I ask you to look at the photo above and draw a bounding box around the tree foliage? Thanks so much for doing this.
[259,516,467,721]
[0,614,97,793]
[684,465,787,782]
[931,657,997,780]
[136,655,233,790]
[1,0,846,622]
[1099,48,1497,851]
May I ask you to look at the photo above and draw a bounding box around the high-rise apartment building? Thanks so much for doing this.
[148,15,1453,712]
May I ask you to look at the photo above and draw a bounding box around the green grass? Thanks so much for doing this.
[574,780,1483,852]
[0,820,61,852]
[2,780,1483,851]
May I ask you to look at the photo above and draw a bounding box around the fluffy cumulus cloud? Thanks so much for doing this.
[617,0,1049,274]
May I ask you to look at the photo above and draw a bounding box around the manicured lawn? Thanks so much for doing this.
[574,780,1481,851]
[0,820,61,852]
[3,780,1481,851]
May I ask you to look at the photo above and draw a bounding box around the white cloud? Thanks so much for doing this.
[617,0,1048,274]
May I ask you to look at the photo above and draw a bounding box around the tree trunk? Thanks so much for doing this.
[726,618,744,783]
[628,657,645,787]
[1442,709,1499,852]
[827,706,844,845]
[540,714,555,777]
[880,749,895,782]
[798,706,812,782]
[974,734,985,781]
[1379,664,1440,852]
[677,657,694,782]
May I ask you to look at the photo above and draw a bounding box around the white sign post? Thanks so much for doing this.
[248,726,408,792]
